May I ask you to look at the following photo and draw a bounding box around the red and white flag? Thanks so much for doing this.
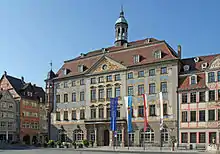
[143,93,148,132]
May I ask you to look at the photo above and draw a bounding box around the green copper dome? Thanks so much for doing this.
[115,11,128,24]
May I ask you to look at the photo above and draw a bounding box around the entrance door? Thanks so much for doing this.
[104,130,109,146]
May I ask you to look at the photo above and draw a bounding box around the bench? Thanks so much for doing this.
[196,144,206,150]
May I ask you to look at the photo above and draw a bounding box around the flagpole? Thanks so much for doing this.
[159,92,163,151]
[127,132,130,150]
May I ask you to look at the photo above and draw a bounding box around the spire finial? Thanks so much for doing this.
[120,4,124,16]
[50,60,53,70]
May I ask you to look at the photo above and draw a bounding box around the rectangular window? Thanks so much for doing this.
[138,106,144,117]
[115,74,121,81]
[56,112,60,121]
[91,108,96,119]
[99,107,104,119]
[218,71,220,81]
[191,76,196,85]
[163,104,167,115]
[149,69,155,76]
[181,133,188,143]
[161,67,167,74]
[115,87,120,97]
[56,95,60,103]
[64,82,68,88]
[72,110,76,120]
[127,72,133,79]
[128,86,133,96]
[106,88,112,99]
[199,110,206,122]
[64,94,68,102]
[149,105,156,116]
[190,92,196,103]
[80,79,85,85]
[72,81,76,86]
[199,133,206,143]
[91,89,96,101]
[138,71,144,77]
[199,91,206,102]
[133,55,140,63]
[117,107,120,118]
[149,83,155,94]
[161,82,167,93]
[182,93,188,103]
[218,90,220,100]
[56,83,60,89]
[80,109,85,119]
[98,89,104,100]
[138,84,145,95]
[72,92,76,102]
[208,72,215,83]
[98,76,104,83]
[64,111,68,121]
[209,132,216,144]
[182,111,188,122]
[218,109,220,121]
[209,90,215,101]
[80,92,85,101]
[106,75,112,82]
[208,110,215,121]
[107,107,111,119]
[190,111,196,122]
[190,133,197,143]
[91,78,96,84]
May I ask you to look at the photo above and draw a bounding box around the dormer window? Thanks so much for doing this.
[190,75,197,85]
[63,68,70,75]
[27,92,33,97]
[154,50,162,59]
[133,55,140,64]
[78,65,84,73]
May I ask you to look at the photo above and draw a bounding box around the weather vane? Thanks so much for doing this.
[50,60,53,70]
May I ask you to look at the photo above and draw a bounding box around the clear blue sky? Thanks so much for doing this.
[0,0,220,87]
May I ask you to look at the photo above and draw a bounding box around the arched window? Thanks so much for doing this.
[90,105,96,119]
[128,131,135,146]
[140,127,154,143]
[73,129,84,141]
[161,128,169,143]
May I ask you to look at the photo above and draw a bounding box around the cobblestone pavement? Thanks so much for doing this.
[0,147,211,154]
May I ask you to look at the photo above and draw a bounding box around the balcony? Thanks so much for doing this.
[91,99,97,103]
[98,98,105,102]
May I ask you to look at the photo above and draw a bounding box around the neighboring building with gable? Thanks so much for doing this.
[178,54,220,146]
[0,72,47,144]
[0,90,17,142]
[46,9,180,147]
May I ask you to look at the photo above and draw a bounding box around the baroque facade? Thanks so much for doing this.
[178,55,220,146]
[0,90,17,142]
[46,9,179,147]
[0,72,47,144]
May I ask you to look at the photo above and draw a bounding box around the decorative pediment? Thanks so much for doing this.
[87,56,126,74]
[210,58,220,69]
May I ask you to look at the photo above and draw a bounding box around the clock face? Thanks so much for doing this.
[102,64,107,70]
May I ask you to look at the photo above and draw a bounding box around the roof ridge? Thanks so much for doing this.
[64,38,161,63]
[182,53,220,60]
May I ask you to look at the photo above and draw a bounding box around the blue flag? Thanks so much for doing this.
[110,97,118,131]
[124,96,133,133]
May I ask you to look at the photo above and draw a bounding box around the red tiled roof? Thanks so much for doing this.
[180,54,220,72]
[55,38,178,79]
[178,54,220,91]
[178,73,206,91]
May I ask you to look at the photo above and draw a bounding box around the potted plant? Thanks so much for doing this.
[72,141,77,149]
[89,141,94,147]
[170,136,177,151]
[56,141,62,148]
[83,140,89,148]
[63,142,69,148]
[48,140,55,148]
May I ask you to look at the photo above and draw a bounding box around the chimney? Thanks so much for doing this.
[4,71,7,76]
[178,45,181,59]
[33,84,36,87]
[21,76,24,82]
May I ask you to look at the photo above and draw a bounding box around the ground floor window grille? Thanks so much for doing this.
[73,129,84,141]
[140,127,154,143]
[161,128,169,143]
